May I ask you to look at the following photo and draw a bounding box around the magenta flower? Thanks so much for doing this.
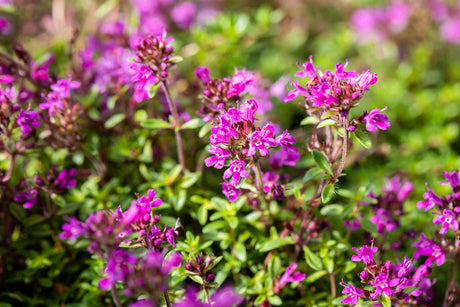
[283,79,308,102]
[223,160,249,186]
[340,282,365,305]
[275,130,297,153]
[54,168,77,190]
[137,189,163,208]
[440,18,460,44]
[412,234,445,266]
[16,107,40,134]
[221,182,241,202]
[195,66,210,85]
[50,77,80,99]
[439,170,460,190]
[363,107,390,131]
[205,146,232,169]
[245,124,275,156]
[351,241,378,265]
[279,264,306,288]
[99,249,137,290]
[13,188,38,209]
[294,57,317,79]
[171,2,197,29]
[59,217,89,241]
[370,208,398,234]
[39,91,64,116]
[417,187,442,212]
[369,273,400,299]
[433,209,459,234]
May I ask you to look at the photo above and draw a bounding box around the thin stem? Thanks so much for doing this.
[111,286,122,307]
[163,290,172,307]
[160,81,186,171]
[333,115,349,181]
[204,286,211,304]
[330,272,336,299]
[443,258,458,307]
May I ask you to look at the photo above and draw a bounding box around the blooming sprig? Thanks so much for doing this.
[285,56,390,133]
[204,98,296,201]
[341,242,435,305]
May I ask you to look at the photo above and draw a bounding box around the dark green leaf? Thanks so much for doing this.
[9,203,26,222]
[202,221,227,233]
[199,121,212,138]
[303,167,323,183]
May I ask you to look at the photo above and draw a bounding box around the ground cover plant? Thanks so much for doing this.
[1,0,460,306]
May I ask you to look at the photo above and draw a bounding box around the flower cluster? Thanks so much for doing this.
[99,249,181,307]
[284,56,389,133]
[205,98,297,201]
[274,263,306,293]
[362,175,413,234]
[341,241,435,305]
[417,170,460,242]
[60,189,183,304]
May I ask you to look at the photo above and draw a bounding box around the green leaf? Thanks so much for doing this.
[148,83,160,98]
[254,295,266,305]
[323,256,334,274]
[234,241,247,261]
[182,118,205,130]
[202,221,227,233]
[320,204,343,216]
[305,270,327,283]
[303,167,323,183]
[312,150,332,175]
[332,295,348,305]
[317,118,338,128]
[141,118,172,129]
[321,111,335,120]
[300,116,319,126]
[267,296,282,306]
[321,184,335,204]
[197,206,208,225]
[179,172,201,188]
[104,114,125,129]
[199,121,212,138]
[228,216,239,229]
[381,293,391,307]
[259,238,295,252]
[354,129,372,149]
[303,246,323,271]
[360,218,378,233]
[206,256,223,271]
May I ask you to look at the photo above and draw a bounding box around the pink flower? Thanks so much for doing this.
[279,264,306,288]
[433,209,459,234]
[340,282,365,305]
[351,241,378,265]
[205,146,232,169]
[363,107,390,131]
[223,160,249,186]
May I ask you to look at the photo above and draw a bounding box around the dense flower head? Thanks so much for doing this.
[205,98,297,201]
[371,208,398,234]
[432,209,459,235]
[412,233,445,267]
[284,56,378,111]
[132,34,175,81]
[16,106,40,134]
[351,241,378,265]
[343,241,436,305]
